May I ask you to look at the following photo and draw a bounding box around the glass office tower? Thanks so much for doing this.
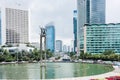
[90,0,105,24]
[84,23,120,54]
[0,10,1,45]
[73,10,77,52]
[77,0,86,54]
[46,23,55,52]
[77,0,105,53]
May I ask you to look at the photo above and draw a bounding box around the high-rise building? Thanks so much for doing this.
[46,23,55,52]
[71,40,74,52]
[90,0,105,24]
[0,8,6,45]
[0,8,29,45]
[84,23,120,54]
[63,45,67,52]
[73,10,77,52]
[67,46,70,52]
[55,40,62,52]
[77,0,105,53]
[0,10,2,45]
[6,8,29,44]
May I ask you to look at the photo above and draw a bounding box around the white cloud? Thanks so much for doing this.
[106,0,120,23]
[28,0,76,45]
[1,0,120,45]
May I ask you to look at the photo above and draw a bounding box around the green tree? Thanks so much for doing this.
[69,52,75,58]
[103,50,115,55]
[46,49,53,59]
[3,49,9,56]
[32,48,40,61]
[0,55,5,62]
[5,55,14,62]
[79,51,85,59]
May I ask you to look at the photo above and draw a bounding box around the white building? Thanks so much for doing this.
[3,44,34,53]
[0,7,29,45]
[55,40,62,52]
[31,42,40,49]
[63,45,67,52]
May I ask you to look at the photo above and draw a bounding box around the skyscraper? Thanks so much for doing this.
[55,40,62,52]
[90,0,105,24]
[6,8,29,44]
[67,46,70,52]
[77,0,105,53]
[71,40,74,52]
[63,45,67,52]
[0,7,29,45]
[0,8,5,45]
[46,23,55,52]
[73,10,77,52]
[0,10,1,45]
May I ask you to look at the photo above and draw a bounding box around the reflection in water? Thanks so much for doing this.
[0,64,29,79]
[27,63,40,79]
[0,63,114,79]
[83,63,87,76]
[54,63,74,78]
[40,66,46,79]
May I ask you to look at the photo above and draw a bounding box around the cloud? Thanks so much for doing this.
[1,0,120,45]
[106,0,120,23]
[0,0,76,45]
[28,0,76,45]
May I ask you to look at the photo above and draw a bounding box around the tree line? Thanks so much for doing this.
[0,48,53,62]
[68,50,120,61]
[79,50,120,61]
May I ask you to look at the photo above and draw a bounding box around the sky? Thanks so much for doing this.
[0,0,120,45]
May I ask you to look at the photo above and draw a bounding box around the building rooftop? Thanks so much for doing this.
[84,23,120,26]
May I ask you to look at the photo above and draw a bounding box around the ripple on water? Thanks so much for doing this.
[0,63,114,79]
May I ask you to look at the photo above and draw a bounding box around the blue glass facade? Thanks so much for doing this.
[86,0,90,24]
[90,0,105,24]
[46,25,55,52]
[77,0,105,52]
[84,23,120,54]
[73,10,77,52]
[0,10,1,45]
